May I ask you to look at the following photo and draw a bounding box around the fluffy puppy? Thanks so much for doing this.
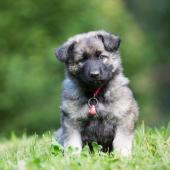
[55,30,139,156]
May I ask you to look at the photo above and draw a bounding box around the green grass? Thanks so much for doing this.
[0,124,170,170]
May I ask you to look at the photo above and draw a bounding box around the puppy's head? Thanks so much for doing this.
[55,31,122,87]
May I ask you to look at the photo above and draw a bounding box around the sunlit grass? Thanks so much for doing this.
[0,124,170,170]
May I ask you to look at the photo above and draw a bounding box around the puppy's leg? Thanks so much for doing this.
[63,128,82,152]
[112,89,138,157]
[113,125,134,157]
[62,118,82,153]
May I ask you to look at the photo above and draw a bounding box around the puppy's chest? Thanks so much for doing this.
[80,118,117,148]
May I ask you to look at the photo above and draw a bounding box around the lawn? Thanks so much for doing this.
[0,124,170,170]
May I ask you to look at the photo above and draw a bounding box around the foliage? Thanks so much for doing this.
[0,125,170,170]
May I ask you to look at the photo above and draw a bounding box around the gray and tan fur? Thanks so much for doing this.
[55,30,139,156]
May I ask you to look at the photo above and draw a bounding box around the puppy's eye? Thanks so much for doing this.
[99,55,108,59]
[79,53,88,63]
[78,57,88,63]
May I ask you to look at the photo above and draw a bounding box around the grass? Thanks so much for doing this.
[0,123,170,170]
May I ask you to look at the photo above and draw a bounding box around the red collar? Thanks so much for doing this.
[93,87,102,97]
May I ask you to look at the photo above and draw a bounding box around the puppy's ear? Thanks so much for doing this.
[55,41,76,62]
[97,33,121,52]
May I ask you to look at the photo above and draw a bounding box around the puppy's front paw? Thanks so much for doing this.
[114,143,132,157]
[113,132,134,157]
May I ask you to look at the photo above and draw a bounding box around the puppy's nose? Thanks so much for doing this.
[90,71,100,78]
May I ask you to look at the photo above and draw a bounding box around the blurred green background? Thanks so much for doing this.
[0,0,170,136]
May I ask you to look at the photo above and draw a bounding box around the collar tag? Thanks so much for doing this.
[88,105,96,115]
[88,97,98,116]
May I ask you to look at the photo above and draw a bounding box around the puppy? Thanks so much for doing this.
[55,30,139,156]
